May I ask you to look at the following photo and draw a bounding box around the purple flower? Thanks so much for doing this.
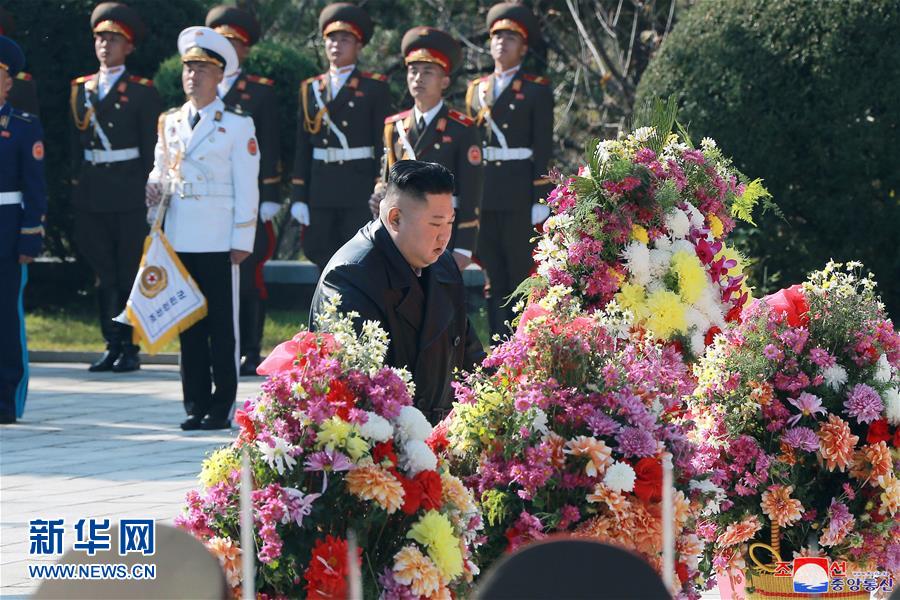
[787,392,827,426]
[781,427,819,452]
[809,347,836,368]
[378,568,416,600]
[763,344,783,361]
[585,411,621,437]
[616,426,658,458]
[304,448,353,473]
[843,383,884,424]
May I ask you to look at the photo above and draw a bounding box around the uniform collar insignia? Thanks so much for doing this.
[0,115,8,129]
[214,110,223,121]
[512,79,522,92]
[436,117,447,132]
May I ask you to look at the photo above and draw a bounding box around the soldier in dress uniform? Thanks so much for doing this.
[206,5,280,376]
[146,27,259,430]
[465,3,553,339]
[0,9,39,115]
[0,37,47,424]
[290,2,392,271]
[378,27,484,272]
[70,2,162,372]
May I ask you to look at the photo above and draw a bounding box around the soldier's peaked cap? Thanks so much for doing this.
[319,3,372,45]
[0,36,25,77]
[206,5,261,46]
[401,26,462,74]
[487,2,540,43]
[91,2,146,44]
[178,26,238,77]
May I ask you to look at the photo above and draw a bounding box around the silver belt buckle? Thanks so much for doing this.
[179,182,192,198]
[90,149,100,165]
[327,147,338,163]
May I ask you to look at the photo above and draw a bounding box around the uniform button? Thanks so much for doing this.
[453,336,461,347]
[114,103,121,109]
[108,122,114,127]
[502,123,508,129]
[348,101,355,108]
[342,121,348,127]
[322,139,328,145]
[434,143,440,149]
[509,104,515,110]
[495,161,502,167]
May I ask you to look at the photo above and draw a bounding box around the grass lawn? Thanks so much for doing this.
[26,306,491,354]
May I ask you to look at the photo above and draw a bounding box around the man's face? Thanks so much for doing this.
[94,31,133,68]
[226,37,250,65]
[182,60,223,101]
[387,191,455,270]
[0,70,11,106]
[490,30,527,69]
[325,31,361,68]
[407,62,449,107]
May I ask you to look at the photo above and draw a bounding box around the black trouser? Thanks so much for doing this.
[74,208,147,350]
[238,219,275,359]
[177,252,238,421]
[476,209,535,339]
[0,259,27,420]
[303,206,372,271]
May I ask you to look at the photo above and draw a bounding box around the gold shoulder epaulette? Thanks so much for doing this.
[523,73,550,85]
[246,74,275,86]
[16,72,33,82]
[447,109,474,126]
[71,74,95,86]
[385,109,412,125]
[361,71,387,82]
[128,75,154,87]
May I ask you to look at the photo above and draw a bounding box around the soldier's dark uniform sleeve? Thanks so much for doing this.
[290,78,313,204]
[17,115,47,257]
[138,83,162,177]
[256,82,281,204]
[531,78,554,203]
[453,122,483,254]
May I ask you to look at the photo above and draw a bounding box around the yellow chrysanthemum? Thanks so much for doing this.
[643,289,688,339]
[707,214,724,238]
[199,447,240,488]
[615,282,647,320]
[671,250,708,304]
[393,545,443,597]
[631,224,649,244]
[345,465,405,514]
[316,417,369,459]
[407,510,464,580]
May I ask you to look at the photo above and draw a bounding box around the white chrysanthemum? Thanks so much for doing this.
[654,235,673,252]
[664,208,691,239]
[874,354,894,383]
[395,405,432,443]
[689,480,726,516]
[622,241,651,286]
[359,411,393,442]
[685,307,710,334]
[822,364,848,391]
[690,332,706,357]
[684,203,706,229]
[648,247,672,279]
[632,126,654,143]
[700,137,717,151]
[671,239,696,256]
[596,141,613,164]
[884,387,900,425]
[603,461,636,493]
[256,437,297,476]
[401,439,437,476]
[696,286,727,329]
[531,408,549,434]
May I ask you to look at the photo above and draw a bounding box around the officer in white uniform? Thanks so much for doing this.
[146,26,259,430]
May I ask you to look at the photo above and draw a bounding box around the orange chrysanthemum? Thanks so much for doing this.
[818,414,859,472]
[761,485,804,528]
[879,477,900,517]
[393,545,443,598]
[849,441,893,485]
[565,436,613,477]
[674,490,691,530]
[779,441,798,466]
[206,536,242,588]
[345,465,405,514]
[574,515,615,541]
[586,483,631,519]
[441,473,476,514]
[749,381,775,406]
[545,432,567,469]
[629,501,663,555]
[717,516,763,547]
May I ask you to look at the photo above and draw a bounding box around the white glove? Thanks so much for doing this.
[531,203,551,225]
[259,201,281,223]
[290,202,310,226]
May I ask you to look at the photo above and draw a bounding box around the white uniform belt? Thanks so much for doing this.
[84,147,140,164]
[173,182,234,198]
[312,146,375,163]
[0,191,23,206]
[483,146,533,161]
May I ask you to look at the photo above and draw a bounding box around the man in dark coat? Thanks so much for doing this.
[0,8,39,115]
[310,160,485,423]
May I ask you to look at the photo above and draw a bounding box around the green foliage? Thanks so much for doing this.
[628,94,678,154]
[636,0,900,317]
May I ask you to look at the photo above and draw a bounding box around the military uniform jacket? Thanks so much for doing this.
[383,104,484,254]
[0,104,47,259]
[69,70,162,213]
[9,72,39,116]
[465,69,553,211]
[310,220,486,421]
[291,68,391,208]
[221,71,281,204]
[148,98,259,253]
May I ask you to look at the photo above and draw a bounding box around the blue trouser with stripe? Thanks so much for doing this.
[0,259,28,420]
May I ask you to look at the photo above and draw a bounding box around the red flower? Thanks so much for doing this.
[518,302,550,331]
[725,303,744,323]
[894,427,900,449]
[427,419,450,454]
[764,284,809,327]
[633,457,663,503]
[867,420,892,445]
[257,331,338,375]
[704,326,722,347]
[397,470,443,515]
[676,561,690,585]
[303,535,359,599]
[326,378,356,420]
[372,440,398,468]
[398,474,423,515]
[234,409,256,444]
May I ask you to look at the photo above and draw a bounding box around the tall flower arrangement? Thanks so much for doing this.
[441,291,723,599]
[177,296,481,599]
[690,262,900,583]
[525,103,774,358]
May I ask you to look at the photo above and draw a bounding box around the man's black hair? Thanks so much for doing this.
[386,160,455,202]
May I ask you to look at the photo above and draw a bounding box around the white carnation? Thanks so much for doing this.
[822,365,848,391]
[664,208,691,239]
[874,354,894,383]
[394,406,432,443]
[401,440,438,476]
[603,461,636,493]
[622,241,651,286]
[884,387,900,425]
[359,411,393,442]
